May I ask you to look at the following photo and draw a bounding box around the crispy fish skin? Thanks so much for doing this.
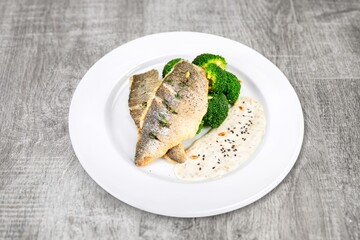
[163,145,187,163]
[129,69,160,129]
[135,61,208,166]
[128,69,187,163]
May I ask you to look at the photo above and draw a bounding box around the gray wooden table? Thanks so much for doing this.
[1,0,359,239]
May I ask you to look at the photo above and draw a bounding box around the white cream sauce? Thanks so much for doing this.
[174,96,266,181]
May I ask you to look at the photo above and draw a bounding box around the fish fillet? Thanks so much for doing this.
[128,69,187,163]
[129,69,160,129]
[134,61,208,166]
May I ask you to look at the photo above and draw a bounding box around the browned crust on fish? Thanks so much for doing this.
[165,144,187,163]
[129,69,160,129]
[135,156,153,166]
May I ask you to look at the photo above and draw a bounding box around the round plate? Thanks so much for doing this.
[69,32,304,217]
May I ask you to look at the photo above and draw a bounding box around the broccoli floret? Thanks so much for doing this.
[224,71,241,105]
[162,58,182,77]
[192,53,227,70]
[203,93,229,128]
[196,120,204,134]
[204,63,227,93]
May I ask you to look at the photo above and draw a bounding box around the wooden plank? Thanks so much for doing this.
[0,0,359,239]
[313,78,360,240]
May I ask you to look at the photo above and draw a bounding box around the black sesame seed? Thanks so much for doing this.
[199,168,202,171]
[212,167,215,169]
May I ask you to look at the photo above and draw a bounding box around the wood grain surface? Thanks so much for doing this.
[0,0,359,239]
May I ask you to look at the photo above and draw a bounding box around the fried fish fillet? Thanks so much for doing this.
[128,69,187,163]
[134,61,208,166]
[129,69,160,129]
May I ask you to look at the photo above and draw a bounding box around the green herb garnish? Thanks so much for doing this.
[148,133,159,140]
[162,100,178,114]
[179,82,189,88]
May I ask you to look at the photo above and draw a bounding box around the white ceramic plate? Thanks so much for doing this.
[69,32,304,217]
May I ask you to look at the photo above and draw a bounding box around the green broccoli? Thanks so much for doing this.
[192,53,227,70]
[196,120,204,134]
[162,58,182,77]
[203,93,229,128]
[204,63,227,93]
[224,71,241,105]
